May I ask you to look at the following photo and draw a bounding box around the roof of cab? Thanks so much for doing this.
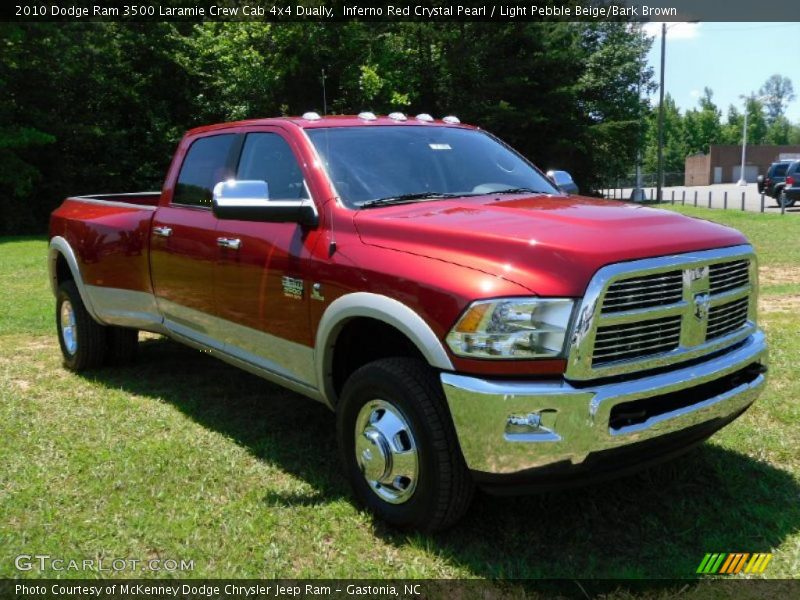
[185,114,474,136]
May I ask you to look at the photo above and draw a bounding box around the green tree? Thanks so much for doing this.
[0,22,655,233]
[759,74,796,123]
[765,115,793,145]
[643,94,686,175]
[577,23,655,184]
[683,88,722,154]
[721,97,768,147]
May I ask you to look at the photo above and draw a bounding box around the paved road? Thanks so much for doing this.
[603,183,798,214]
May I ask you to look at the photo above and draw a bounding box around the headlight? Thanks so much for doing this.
[445,298,575,359]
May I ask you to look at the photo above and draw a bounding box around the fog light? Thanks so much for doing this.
[505,410,560,441]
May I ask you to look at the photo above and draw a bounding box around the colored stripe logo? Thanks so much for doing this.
[696,553,772,574]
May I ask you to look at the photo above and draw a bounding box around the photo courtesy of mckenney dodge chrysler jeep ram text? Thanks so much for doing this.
[48,112,767,531]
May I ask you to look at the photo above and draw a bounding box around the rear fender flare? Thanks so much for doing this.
[48,236,103,323]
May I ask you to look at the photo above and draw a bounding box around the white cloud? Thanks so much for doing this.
[642,22,701,40]
[690,89,701,98]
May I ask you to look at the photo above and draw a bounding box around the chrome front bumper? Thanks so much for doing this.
[441,330,767,476]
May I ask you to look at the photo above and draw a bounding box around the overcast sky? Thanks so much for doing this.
[643,22,800,123]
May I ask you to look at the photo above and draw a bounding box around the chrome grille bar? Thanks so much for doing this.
[602,270,683,313]
[565,245,757,381]
[707,297,749,341]
[593,316,681,365]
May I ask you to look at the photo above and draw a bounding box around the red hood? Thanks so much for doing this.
[353,194,748,297]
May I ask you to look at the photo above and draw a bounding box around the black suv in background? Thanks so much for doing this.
[758,160,792,199]
[780,161,800,208]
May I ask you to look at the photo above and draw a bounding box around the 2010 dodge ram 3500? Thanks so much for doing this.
[49,113,767,531]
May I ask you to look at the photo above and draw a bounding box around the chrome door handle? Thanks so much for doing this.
[153,226,172,238]
[216,237,242,250]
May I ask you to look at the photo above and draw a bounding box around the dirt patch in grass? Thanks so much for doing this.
[760,266,800,286]
[9,379,31,391]
[760,294,800,313]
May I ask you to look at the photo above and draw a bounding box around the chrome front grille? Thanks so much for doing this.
[707,297,749,341]
[602,271,683,313]
[710,260,749,294]
[593,315,682,366]
[566,245,758,381]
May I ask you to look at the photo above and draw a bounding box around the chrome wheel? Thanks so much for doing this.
[60,300,77,355]
[354,399,419,504]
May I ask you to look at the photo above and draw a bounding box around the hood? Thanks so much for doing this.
[353,194,748,297]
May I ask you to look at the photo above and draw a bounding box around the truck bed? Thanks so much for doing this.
[49,192,161,300]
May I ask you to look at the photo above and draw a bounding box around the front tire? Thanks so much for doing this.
[56,281,107,371]
[337,358,473,531]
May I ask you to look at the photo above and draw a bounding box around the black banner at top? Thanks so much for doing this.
[3,0,800,23]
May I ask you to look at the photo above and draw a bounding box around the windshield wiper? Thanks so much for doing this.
[489,187,552,195]
[359,192,462,209]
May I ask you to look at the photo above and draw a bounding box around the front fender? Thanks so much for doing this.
[314,292,454,406]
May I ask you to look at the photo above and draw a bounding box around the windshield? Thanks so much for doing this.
[306,126,558,208]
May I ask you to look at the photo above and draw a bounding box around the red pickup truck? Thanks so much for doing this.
[49,113,767,531]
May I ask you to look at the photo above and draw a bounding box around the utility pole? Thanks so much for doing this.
[630,70,645,202]
[737,103,748,186]
[656,22,666,203]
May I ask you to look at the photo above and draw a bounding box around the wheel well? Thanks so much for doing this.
[331,317,428,400]
[55,253,73,286]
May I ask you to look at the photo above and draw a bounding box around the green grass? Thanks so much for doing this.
[1,211,799,584]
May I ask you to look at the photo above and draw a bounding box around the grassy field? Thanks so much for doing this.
[1,208,799,584]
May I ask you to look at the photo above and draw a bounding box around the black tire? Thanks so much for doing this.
[337,357,473,531]
[105,327,139,366]
[56,280,107,371]
[780,189,796,208]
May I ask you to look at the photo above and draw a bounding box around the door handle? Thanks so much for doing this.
[216,237,242,250]
[153,226,173,238]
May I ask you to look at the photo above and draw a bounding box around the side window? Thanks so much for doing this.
[173,134,237,207]
[236,133,309,201]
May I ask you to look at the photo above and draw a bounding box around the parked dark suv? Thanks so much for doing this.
[757,160,792,199]
[780,160,800,208]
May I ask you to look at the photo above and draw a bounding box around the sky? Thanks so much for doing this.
[642,22,800,123]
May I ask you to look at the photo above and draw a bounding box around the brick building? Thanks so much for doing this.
[685,145,800,186]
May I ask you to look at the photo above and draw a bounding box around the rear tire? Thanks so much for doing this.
[337,358,473,531]
[56,281,106,371]
[780,189,796,208]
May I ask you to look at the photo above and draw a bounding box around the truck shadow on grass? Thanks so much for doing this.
[90,336,800,580]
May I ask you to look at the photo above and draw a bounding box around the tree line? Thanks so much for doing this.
[642,75,799,175]
[1,21,659,233]
[4,23,798,234]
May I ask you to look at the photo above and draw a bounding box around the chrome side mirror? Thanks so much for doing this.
[546,170,579,195]
[214,179,270,202]
[212,179,318,227]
